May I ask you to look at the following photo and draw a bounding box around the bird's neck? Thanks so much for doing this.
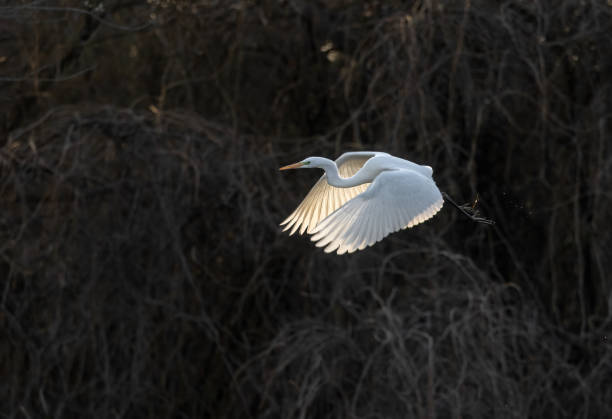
[320,159,371,188]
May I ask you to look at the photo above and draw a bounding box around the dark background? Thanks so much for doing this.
[2,1,611,418]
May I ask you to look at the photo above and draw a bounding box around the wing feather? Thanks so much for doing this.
[372,214,381,244]
[356,203,375,251]
[281,152,387,235]
[340,204,366,254]
[325,205,363,253]
[311,169,443,254]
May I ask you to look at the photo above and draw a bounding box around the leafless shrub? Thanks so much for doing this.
[1,1,611,418]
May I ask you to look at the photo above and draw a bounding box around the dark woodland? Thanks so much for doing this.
[2,1,612,418]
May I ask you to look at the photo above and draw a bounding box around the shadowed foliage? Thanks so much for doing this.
[1,1,612,418]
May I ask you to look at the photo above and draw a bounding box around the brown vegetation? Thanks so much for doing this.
[2,1,612,418]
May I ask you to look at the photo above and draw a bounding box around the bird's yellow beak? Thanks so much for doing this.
[279,162,306,170]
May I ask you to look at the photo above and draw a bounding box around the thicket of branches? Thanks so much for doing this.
[2,1,612,418]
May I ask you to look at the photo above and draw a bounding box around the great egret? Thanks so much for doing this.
[279,151,444,254]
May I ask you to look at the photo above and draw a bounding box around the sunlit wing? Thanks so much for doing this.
[280,152,388,235]
[310,169,443,254]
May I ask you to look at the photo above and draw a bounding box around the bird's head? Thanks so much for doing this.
[279,157,326,170]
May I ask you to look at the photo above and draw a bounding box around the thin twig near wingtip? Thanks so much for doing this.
[442,192,495,225]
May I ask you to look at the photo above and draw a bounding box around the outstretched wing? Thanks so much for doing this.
[280,152,387,235]
[310,169,443,254]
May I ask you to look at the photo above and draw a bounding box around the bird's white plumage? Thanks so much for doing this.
[279,151,443,254]
[310,170,443,254]
[280,152,388,235]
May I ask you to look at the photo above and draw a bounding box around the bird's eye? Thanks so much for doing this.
[303,161,310,165]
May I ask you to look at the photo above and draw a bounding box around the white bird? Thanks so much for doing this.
[279,151,444,254]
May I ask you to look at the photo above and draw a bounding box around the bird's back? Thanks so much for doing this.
[346,153,433,183]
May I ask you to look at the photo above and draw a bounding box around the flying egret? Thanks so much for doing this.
[279,151,444,254]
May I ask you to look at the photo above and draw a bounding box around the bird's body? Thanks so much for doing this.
[279,151,443,254]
